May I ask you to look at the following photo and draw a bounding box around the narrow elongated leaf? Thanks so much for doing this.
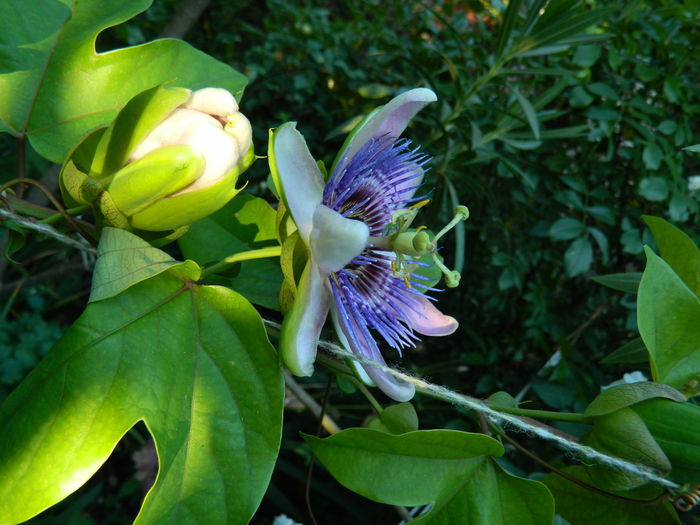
[304,429,553,524]
[638,247,700,394]
[495,0,525,60]
[0,234,284,524]
[600,338,649,365]
[513,89,541,140]
[590,272,642,294]
[0,0,247,162]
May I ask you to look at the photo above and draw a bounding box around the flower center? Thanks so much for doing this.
[369,203,470,288]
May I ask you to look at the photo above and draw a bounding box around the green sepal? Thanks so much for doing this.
[60,159,105,206]
[129,146,255,231]
[367,403,420,435]
[583,407,670,491]
[98,190,130,229]
[584,382,685,418]
[379,403,419,434]
[633,398,700,483]
[90,85,191,179]
[279,230,308,313]
[108,145,204,216]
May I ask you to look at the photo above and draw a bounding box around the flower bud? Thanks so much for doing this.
[60,85,254,234]
[582,383,700,489]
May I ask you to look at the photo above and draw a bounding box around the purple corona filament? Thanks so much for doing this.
[322,136,434,361]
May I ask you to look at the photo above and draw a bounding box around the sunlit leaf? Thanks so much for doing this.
[179,194,283,310]
[0,232,284,524]
[0,0,247,162]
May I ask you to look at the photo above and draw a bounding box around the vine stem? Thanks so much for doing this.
[199,246,281,279]
[0,179,95,244]
[488,404,590,423]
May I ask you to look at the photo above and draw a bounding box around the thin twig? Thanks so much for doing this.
[160,0,213,39]
[284,370,342,435]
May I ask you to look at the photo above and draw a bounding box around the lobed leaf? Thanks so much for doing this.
[0,0,247,162]
[0,233,283,524]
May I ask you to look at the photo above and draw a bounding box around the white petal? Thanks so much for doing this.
[280,261,331,376]
[332,88,437,174]
[271,123,325,244]
[182,87,239,117]
[397,294,458,336]
[310,205,369,275]
[364,363,416,402]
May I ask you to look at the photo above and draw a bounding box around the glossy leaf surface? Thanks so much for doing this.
[638,247,700,394]
[305,429,554,524]
[0,0,247,162]
[0,231,283,524]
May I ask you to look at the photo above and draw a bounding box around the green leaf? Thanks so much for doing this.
[657,120,677,135]
[495,0,525,60]
[179,194,283,310]
[513,88,540,140]
[412,461,554,525]
[0,0,247,162]
[587,226,609,265]
[585,106,619,121]
[304,429,554,524]
[90,227,200,302]
[600,338,651,365]
[569,86,594,108]
[0,261,284,523]
[583,407,670,490]
[542,466,680,525]
[638,247,700,394]
[642,144,664,171]
[683,143,700,153]
[550,218,585,241]
[572,45,601,67]
[639,177,669,202]
[378,403,419,434]
[584,383,685,418]
[588,82,618,101]
[564,237,593,277]
[642,216,700,297]
[590,272,642,294]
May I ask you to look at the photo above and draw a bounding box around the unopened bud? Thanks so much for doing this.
[60,85,255,234]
